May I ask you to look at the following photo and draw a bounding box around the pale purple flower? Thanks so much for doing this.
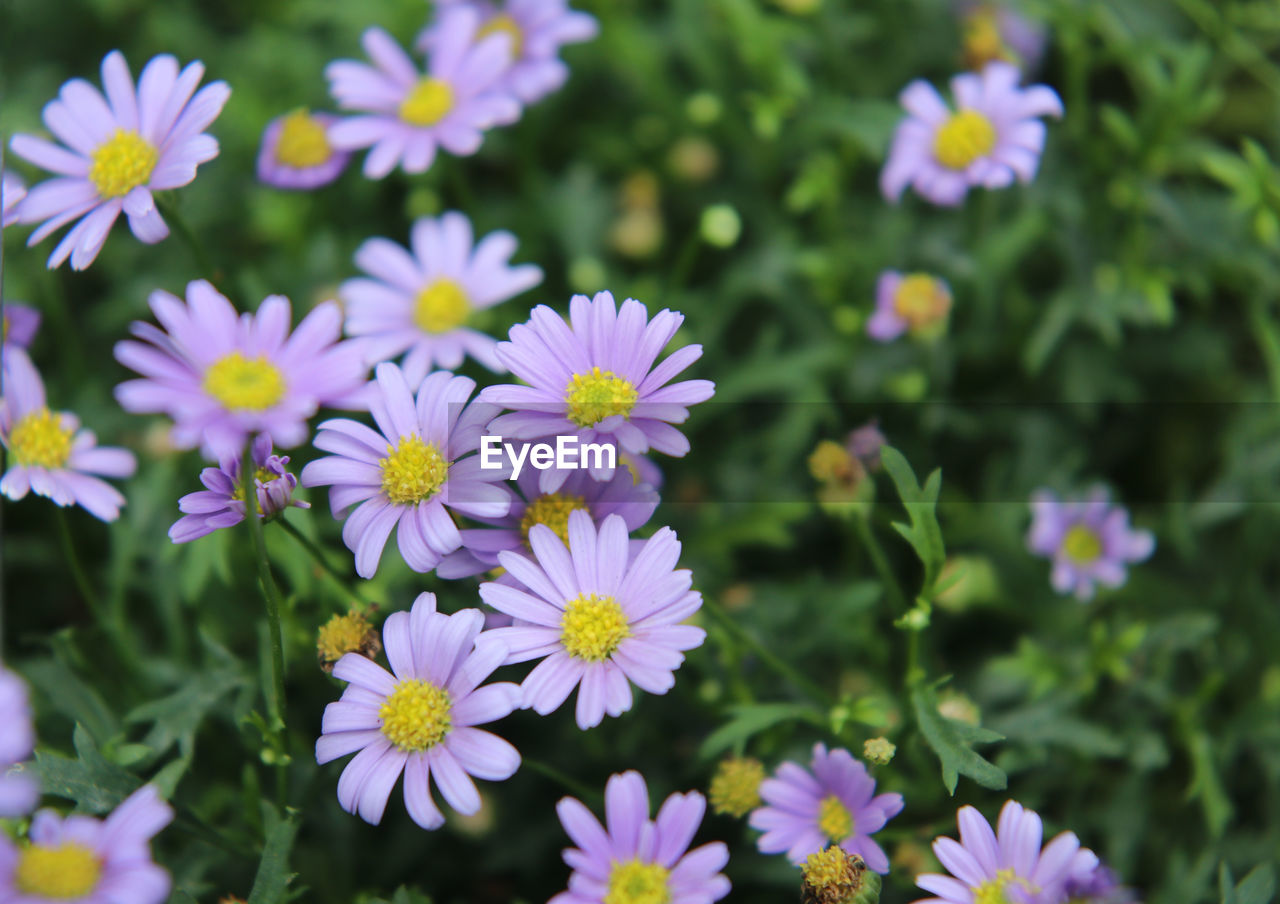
[480,510,705,730]
[3,304,41,360]
[168,433,309,543]
[480,291,716,493]
[419,1,599,105]
[316,592,522,829]
[256,109,351,190]
[0,784,173,904]
[1027,487,1154,601]
[300,362,512,579]
[912,800,1098,904]
[0,666,39,818]
[847,420,886,471]
[868,271,953,342]
[2,171,26,228]
[551,770,730,904]
[956,2,1048,73]
[325,16,519,179]
[113,279,367,460]
[342,211,543,385]
[1065,861,1139,904]
[748,743,903,872]
[881,61,1063,207]
[9,51,229,270]
[1,352,136,522]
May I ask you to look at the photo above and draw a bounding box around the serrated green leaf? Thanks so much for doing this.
[698,702,825,760]
[125,665,246,759]
[247,803,300,904]
[35,725,141,814]
[879,447,946,591]
[912,685,1007,794]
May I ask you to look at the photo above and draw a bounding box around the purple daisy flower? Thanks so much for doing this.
[1065,861,1138,904]
[479,510,705,730]
[300,362,512,579]
[256,109,351,190]
[342,211,543,385]
[1027,487,1155,601]
[913,800,1098,904]
[1,353,136,522]
[0,784,173,904]
[551,770,731,904]
[880,61,1063,207]
[748,743,904,872]
[168,433,309,543]
[956,2,1048,73]
[325,16,520,179]
[2,171,26,227]
[3,303,41,361]
[420,1,599,105]
[316,592,522,829]
[868,271,953,342]
[9,50,229,270]
[480,291,715,493]
[0,666,39,818]
[113,279,367,460]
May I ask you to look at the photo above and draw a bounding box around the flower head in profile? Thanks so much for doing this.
[481,291,715,493]
[114,280,367,460]
[0,784,173,904]
[325,15,519,179]
[9,51,228,269]
[551,770,730,904]
[749,743,903,872]
[1027,487,1154,600]
[342,211,543,385]
[881,61,1062,207]
[2,171,26,227]
[0,666,39,818]
[257,109,351,190]
[316,608,382,673]
[480,510,705,729]
[3,303,41,362]
[957,2,1048,73]
[868,272,953,342]
[316,593,522,829]
[1,353,136,522]
[168,433,309,543]
[301,363,512,578]
[912,800,1098,904]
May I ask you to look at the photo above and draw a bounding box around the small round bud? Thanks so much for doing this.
[708,757,766,818]
[700,204,741,248]
[862,737,896,765]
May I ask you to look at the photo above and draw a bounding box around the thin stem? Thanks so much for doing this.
[157,199,217,280]
[852,514,909,613]
[1248,297,1280,402]
[242,446,287,729]
[277,518,369,607]
[701,597,832,706]
[55,508,101,617]
[523,757,601,804]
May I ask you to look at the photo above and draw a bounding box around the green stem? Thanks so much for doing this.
[853,515,909,613]
[1248,297,1280,402]
[277,518,369,608]
[523,757,601,804]
[157,199,217,279]
[702,598,832,706]
[55,508,102,618]
[241,446,288,729]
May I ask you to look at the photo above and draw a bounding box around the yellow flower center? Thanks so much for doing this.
[316,610,377,667]
[565,367,639,428]
[378,678,453,752]
[413,279,471,334]
[1062,524,1103,564]
[708,757,765,817]
[934,109,997,170]
[15,842,102,899]
[204,352,287,412]
[520,493,588,545]
[604,859,671,904]
[560,593,629,662]
[893,274,951,329]
[8,407,74,469]
[89,128,158,198]
[963,8,1015,70]
[973,869,1035,904]
[400,77,455,126]
[817,794,853,842]
[478,13,524,57]
[379,435,448,505]
[275,110,333,168]
[230,466,275,502]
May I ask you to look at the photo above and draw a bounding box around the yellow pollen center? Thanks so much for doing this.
[89,128,158,198]
[964,10,1015,70]
[973,869,1035,904]
[934,109,997,170]
[893,274,951,329]
[801,846,864,900]
[520,493,588,545]
[817,794,853,842]
[317,611,375,664]
[275,110,333,168]
[560,593,629,662]
[379,435,448,505]
[566,367,639,428]
[604,859,671,904]
[478,14,524,57]
[204,353,287,412]
[400,78,455,126]
[8,407,74,469]
[231,466,275,502]
[15,842,102,899]
[1062,524,1103,564]
[709,757,765,817]
[413,279,471,334]
[378,678,453,752]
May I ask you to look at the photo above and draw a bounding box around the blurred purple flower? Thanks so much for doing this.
[868,271,953,342]
[1066,861,1139,904]
[0,666,38,818]
[2,171,25,227]
[956,2,1048,73]
[3,303,41,362]
[256,109,350,190]
[846,420,887,471]
[1027,487,1154,600]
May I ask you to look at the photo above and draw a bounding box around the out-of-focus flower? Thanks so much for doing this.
[316,608,382,673]
[749,743,903,872]
[1066,861,1140,904]
[846,421,887,471]
[2,171,26,227]
[480,510,705,730]
[937,689,981,726]
[868,271,953,342]
[701,204,742,248]
[0,666,38,818]
[316,593,522,829]
[341,211,543,384]
[957,2,1048,73]
[114,280,367,460]
[2,303,41,362]
[609,172,664,259]
[1027,487,1154,600]
[862,737,896,766]
[1,353,136,522]
[668,136,720,182]
[550,770,730,904]
[256,109,350,190]
[881,62,1062,207]
[9,51,228,269]
[802,847,881,904]
[709,757,766,818]
[325,17,519,179]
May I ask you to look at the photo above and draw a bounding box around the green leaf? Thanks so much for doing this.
[34,725,141,814]
[879,447,946,592]
[912,685,1006,794]
[247,803,300,904]
[698,702,825,760]
[19,657,119,745]
[125,664,246,760]
[1236,865,1277,904]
